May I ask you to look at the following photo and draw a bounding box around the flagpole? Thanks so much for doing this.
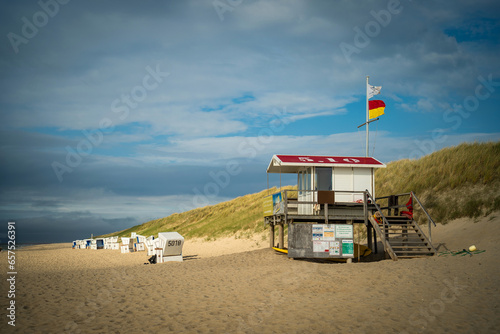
[366,76,369,157]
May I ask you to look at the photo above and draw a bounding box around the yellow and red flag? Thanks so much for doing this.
[369,100,385,119]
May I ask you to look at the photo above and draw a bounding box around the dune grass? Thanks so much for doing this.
[102,186,295,240]
[102,141,500,240]
[375,141,500,224]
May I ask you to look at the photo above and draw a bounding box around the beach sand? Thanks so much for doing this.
[1,214,499,333]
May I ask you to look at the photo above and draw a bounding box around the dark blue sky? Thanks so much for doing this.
[1,0,499,243]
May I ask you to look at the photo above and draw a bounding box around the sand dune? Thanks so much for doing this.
[1,214,499,333]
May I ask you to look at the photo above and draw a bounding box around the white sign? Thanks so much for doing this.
[336,225,353,239]
[313,241,330,253]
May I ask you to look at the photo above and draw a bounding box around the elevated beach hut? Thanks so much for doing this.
[264,155,385,259]
[264,154,438,261]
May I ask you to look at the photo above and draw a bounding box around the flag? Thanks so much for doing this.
[369,100,385,119]
[367,84,382,99]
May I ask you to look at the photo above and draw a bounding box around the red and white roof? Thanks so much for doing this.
[267,155,386,173]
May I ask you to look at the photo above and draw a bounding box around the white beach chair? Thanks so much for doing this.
[121,237,135,252]
[145,239,155,256]
[153,238,165,263]
[157,232,184,262]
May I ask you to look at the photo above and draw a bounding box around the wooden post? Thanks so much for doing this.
[428,219,432,243]
[284,190,288,226]
[364,191,371,250]
[324,203,328,223]
[384,215,388,243]
[367,223,372,251]
[270,223,275,248]
[278,224,284,249]
[388,195,393,216]
[394,196,399,216]
[357,223,360,263]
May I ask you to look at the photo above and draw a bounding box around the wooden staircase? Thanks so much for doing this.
[368,214,437,261]
[364,191,437,261]
[381,216,436,259]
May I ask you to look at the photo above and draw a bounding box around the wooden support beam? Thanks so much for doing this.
[394,196,399,216]
[269,223,275,248]
[324,203,328,223]
[367,224,372,251]
[278,224,284,249]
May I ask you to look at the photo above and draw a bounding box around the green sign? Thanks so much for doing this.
[342,240,354,256]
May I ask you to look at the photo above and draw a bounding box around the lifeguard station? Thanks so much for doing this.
[264,154,437,261]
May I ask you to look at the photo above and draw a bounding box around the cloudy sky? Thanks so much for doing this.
[1,0,499,243]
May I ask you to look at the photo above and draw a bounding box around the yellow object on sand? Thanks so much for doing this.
[469,245,477,252]
[272,247,288,254]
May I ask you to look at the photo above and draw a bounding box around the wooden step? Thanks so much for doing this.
[388,232,422,236]
[385,220,412,224]
[390,243,429,247]
[385,233,424,237]
[384,227,419,230]
[390,244,428,248]
[389,243,429,247]
[394,250,435,254]
[385,227,413,230]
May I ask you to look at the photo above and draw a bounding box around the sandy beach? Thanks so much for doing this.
[2,214,499,333]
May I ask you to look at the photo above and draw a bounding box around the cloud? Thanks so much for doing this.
[0,0,499,243]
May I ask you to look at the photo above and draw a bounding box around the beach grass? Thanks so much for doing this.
[375,141,500,224]
[102,141,500,239]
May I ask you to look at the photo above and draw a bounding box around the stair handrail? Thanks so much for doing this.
[366,190,392,253]
[411,191,436,227]
[411,191,436,243]
[364,190,398,260]
[365,190,391,228]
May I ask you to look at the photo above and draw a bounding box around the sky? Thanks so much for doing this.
[1,0,499,243]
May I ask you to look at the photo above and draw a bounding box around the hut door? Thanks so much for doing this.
[298,168,313,214]
[334,168,354,202]
[316,167,333,191]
